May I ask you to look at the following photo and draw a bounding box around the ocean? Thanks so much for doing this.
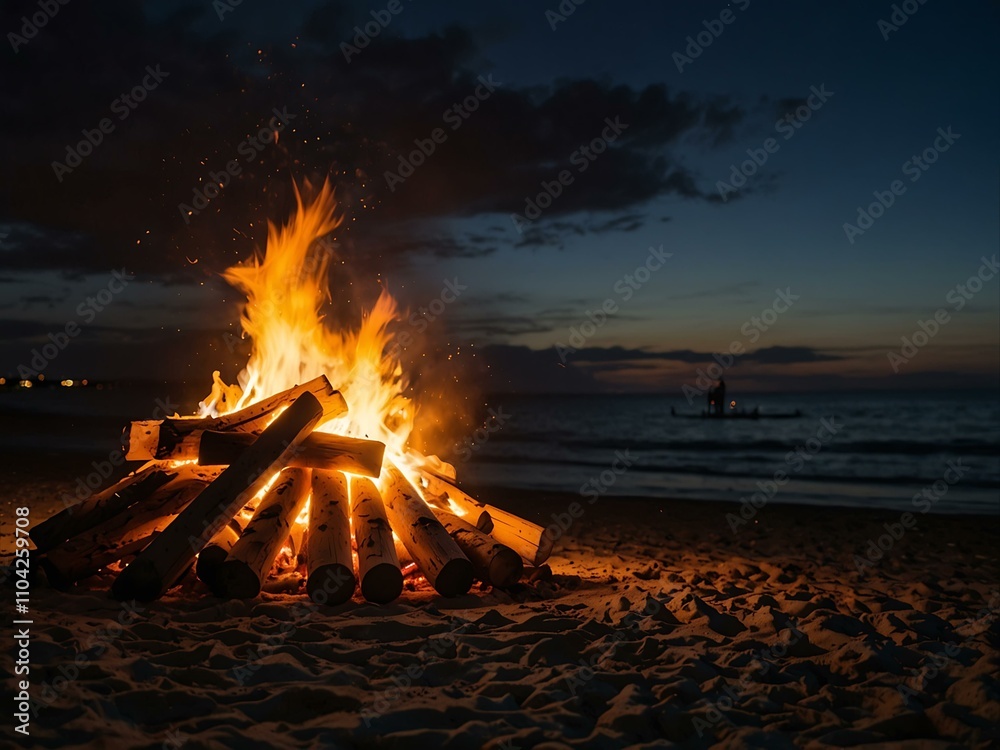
[458,390,1000,515]
[1,385,997,515]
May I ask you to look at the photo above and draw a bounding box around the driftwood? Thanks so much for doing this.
[420,475,553,566]
[437,510,523,588]
[122,375,347,460]
[305,471,356,604]
[198,430,384,477]
[112,392,325,601]
[350,476,402,604]
[381,465,472,597]
[217,468,312,599]
[41,473,218,587]
[195,521,243,589]
[30,467,174,553]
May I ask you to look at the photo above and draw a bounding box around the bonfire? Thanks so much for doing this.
[30,183,552,603]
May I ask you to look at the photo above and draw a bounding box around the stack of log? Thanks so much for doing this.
[30,375,553,603]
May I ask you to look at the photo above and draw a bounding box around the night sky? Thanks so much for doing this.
[1,0,997,394]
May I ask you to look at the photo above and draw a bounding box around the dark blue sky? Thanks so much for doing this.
[1,0,997,392]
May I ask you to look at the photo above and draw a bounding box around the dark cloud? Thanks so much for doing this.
[0,1,757,281]
[742,346,843,364]
[568,344,843,365]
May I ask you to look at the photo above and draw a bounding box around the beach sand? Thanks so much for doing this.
[2,453,998,749]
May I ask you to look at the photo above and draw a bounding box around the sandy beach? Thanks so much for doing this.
[3,453,997,749]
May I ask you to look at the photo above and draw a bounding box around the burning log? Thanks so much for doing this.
[420,475,553,566]
[217,468,312,599]
[381,465,472,597]
[31,467,173,553]
[195,521,243,589]
[305,471,356,605]
[112,392,326,602]
[198,430,384,477]
[41,474,217,587]
[350,476,402,604]
[286,515,307,564]
[437,511,523,588]
[122,375,346,461]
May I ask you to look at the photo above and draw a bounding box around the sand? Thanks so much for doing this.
[2,454,998,749]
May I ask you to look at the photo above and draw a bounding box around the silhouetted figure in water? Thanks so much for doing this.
[706,378,726,415]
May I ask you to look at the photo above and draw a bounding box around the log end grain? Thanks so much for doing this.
[306,563,356,605]
[217,560,262,599]
[360,562,403,604]
[488,546,524,588]
[195,545,230,590]
[111,558,162,603]
[434,557,474,597]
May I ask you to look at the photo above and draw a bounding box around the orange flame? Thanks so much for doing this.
[199,181,446,484]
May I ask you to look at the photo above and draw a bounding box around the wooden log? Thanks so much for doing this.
[41,475,216,587]
[112,392,325,602]
[216,468,312,599]
[305,471,356,605]
[476,512,494,534]
[381,465,472,597]
[437,511,523,588]
[30,467,173,553]
[350,476,402,604]
[198,430,384,477]
[419,474,553,566]
[195,520,243,590]
[122,374,346,460]
[286,515,307,563]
